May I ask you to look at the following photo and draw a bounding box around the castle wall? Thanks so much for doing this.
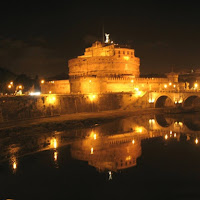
[41,80,70,94]
[0,93,137,123]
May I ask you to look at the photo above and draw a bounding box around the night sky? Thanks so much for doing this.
[1,1,200,77]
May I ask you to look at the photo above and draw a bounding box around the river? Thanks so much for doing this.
[1,113,200,199]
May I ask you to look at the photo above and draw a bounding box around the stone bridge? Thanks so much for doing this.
[147,90,200,108]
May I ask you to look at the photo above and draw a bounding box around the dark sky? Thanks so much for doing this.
[1,1,200,77]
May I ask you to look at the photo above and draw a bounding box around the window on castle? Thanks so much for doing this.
[118,51,120,54]
[123,51,125,54]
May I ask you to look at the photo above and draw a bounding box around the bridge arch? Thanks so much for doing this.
[183,95,200,107]
[155,95,174,108]
[155,115,173,127]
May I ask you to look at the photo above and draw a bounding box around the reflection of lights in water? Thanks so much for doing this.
[108,171,112,180]
[164,134,168,140]
[54,151,58,161]
[195,138,199,144]
[53,138,57,149]
[132,139,135,144]
[90,131,97,140]
[11,156,17,173]
[90,147,94,154]
[13,161,17,170]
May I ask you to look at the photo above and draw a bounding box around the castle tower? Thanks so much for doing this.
[68,39,140,93]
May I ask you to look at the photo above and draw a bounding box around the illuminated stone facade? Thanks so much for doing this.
[68,41,140,93]
[41,39,185,95]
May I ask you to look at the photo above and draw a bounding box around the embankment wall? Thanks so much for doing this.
[0,93,147,122]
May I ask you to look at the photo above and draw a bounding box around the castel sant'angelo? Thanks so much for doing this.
[41,34,185,95]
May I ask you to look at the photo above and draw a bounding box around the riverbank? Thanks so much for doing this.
[0,108,164,134]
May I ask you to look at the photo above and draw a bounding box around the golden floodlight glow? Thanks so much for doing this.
[131,79,134,83]
[173,85,176,88]
[195,138,199,144]
[8,84,12,89]
[88,94,96,101]
[169,82,172,86]
[164,84,167,88]
[18,85,22,89]
[47,96,56,104]
[53,138,57,149]
[126,156,131,161]
[41,80,45,84]
[149,98,155,103]
[90,147,94,154]
[49,91,52,94]
[135,127,143,133]
[165,134,168,140]
[194,83,198,89]
[132,139,135,144]
[149,119,155,124]
[123,56,130,61]
[174,133,177,138]
[178,99,183,103]
[89,80,92,83]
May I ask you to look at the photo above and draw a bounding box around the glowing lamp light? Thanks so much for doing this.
[132,139,135,144]
[178,99,183,104]
[169,82,172,86]
[194,83,198,89]
[89,80,92,83]
[149,99,155,103]
[149,119,155,124]
[164,84,167,88]
[174,133,177,138]
[131,79,134,83]
[29,92,41,96]
[8,84,12,89]
[18,85,22,89]
[47,96,56,104]
[123,56,130,61]
[88,94,96,101]
[195,138,199,144]
[41,80,45,84]
[90,147,94,155]
[135,127,143,133]
[173,85,176,88]
[164,134,168,140]
[126,156,131,161]
[49,91,52,94]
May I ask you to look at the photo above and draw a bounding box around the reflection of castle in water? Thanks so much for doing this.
[71,133,142,172]
[2,113,200,173]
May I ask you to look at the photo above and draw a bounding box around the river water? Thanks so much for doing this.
[1,113,200,199]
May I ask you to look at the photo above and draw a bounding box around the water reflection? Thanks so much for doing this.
[71,132,141,172]
[1,113,200,173]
